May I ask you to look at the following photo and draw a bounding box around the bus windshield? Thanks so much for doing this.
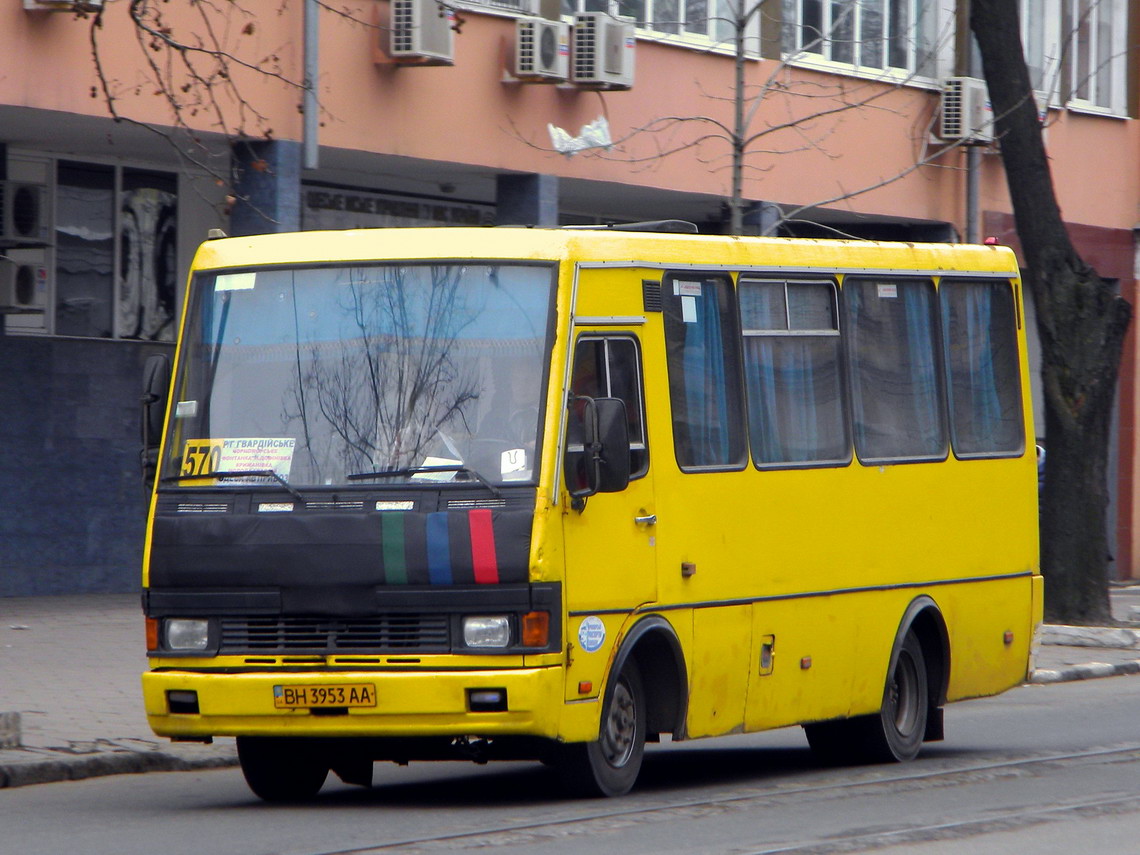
[161,262,555,489]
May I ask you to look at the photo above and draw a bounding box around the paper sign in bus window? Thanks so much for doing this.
[180,437,296,483]
[675,280,703,323]
[501,448,529,481]
[681,296,698,323]
[215,272,257,292]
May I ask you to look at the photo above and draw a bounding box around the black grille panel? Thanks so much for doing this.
[219,615,451,654]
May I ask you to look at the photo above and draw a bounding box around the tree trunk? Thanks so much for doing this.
[970,0,1131,624]
[729,0,747,236]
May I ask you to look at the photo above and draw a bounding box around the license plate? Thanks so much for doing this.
[273,683,377,709]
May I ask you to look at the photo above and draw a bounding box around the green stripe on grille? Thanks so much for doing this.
[380,512,407,585]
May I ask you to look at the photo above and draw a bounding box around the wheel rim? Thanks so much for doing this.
[600,677,638,768]
[889,649,920,736]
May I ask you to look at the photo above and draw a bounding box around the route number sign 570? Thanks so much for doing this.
[181,440,223,478]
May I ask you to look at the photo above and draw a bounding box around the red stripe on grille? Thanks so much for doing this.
[469,509,499,584]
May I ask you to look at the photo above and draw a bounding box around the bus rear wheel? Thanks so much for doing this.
[870,630,929,762]
[557,662,646,797]
[237,736,329,802]
[805,630,928,765]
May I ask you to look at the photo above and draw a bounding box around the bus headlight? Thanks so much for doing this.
[165,618,210,651]
[463,616,511,648]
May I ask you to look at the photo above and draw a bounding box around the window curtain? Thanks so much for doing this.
[846,279,945,461]
[943,281,1022,455]
[682,284,733,465]
[962,284,1002,447]
[748,339,828,464]
[902,283,943,455]
[664,277,744,468]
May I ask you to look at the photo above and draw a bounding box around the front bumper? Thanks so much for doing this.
[143,665,566,740]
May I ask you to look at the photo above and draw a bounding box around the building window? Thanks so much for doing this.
[740,278,849,467]
[120,170,178,341]
[780,0,942,76]
[1020,0,1130,113]
[1018,0,1062,98]
[55,161,177,341]
[55,163,115,338]
[561,0,736,44]
[1065,0,1127,112]
[662,273,747,470]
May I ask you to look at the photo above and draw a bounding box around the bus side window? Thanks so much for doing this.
[571,336,649,478]
[661,274,747,471]
[939,279,1025,457]
[740,278,850,468]
[844,277,948,463]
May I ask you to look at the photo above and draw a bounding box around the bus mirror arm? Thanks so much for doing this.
[141,353,171,488]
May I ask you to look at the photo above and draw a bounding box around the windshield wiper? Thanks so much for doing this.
[347,464,502,498]
[160,470,306,504]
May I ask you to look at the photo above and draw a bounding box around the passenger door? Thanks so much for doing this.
[561,333,657,700]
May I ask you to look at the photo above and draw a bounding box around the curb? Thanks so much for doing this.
[1040,624,1140,649]
[1029,659,1140,684]
[0,748,237,790]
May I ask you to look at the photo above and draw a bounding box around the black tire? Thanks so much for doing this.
[867,630,928,762]
[805,630,929,765]
[237,736,329,803]
[557,662,647,797]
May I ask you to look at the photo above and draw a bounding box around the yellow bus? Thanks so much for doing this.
[140,224,1042,801]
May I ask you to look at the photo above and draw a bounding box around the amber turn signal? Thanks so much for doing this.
[521,611,550,647]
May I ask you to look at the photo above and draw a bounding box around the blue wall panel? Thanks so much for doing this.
[0,335,173,596]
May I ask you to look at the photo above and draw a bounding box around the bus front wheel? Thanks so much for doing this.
[237,736,329,802]
[557,662,647,797]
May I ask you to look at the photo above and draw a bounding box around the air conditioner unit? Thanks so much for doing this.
[572,12,635,90]
[515,17,569,82]
[0,181,50,245]
[23,0,104,11]
[390,0,455,65]
[0,258,47,311]
[939,77,993,144]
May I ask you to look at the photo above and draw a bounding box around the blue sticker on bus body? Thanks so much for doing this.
[578,616,606,653]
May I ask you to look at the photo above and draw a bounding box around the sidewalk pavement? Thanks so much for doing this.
[2,587,1140,790]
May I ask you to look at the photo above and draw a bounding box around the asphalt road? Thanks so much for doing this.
[3,674,1140,855]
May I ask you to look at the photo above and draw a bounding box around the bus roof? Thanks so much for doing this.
[190,227,1021,277]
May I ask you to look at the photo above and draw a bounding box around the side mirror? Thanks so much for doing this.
[565,396,631,506]
[593,397,631,493]
[141,353,171,486]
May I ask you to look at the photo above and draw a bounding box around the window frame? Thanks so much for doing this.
[739,276,852,470]
[1063,0,1129,115]
[570,333,651,480]
[842,275,950,465]
[779,0,952,81]
[1018,0,1063,103]
[661,271,748,473]
[557,0,754,50]
[938,278,1026,461]
[53,159,179,342]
